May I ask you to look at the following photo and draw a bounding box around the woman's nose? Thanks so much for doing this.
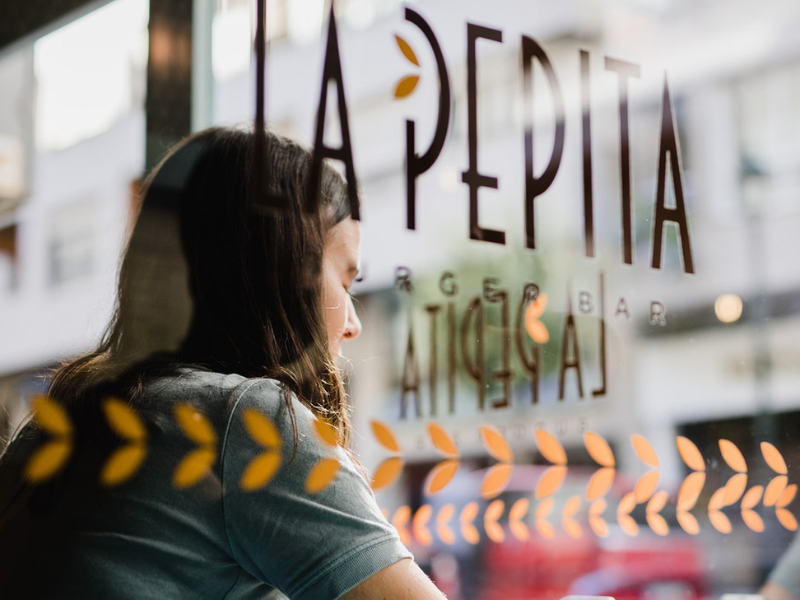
[343,296,362,341]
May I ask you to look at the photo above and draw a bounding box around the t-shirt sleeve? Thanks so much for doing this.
[220,378,412,600]
[768,532,800,597]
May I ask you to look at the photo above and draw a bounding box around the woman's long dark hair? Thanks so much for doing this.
[47,127,356,446]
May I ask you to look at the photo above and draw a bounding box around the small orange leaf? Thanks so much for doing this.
[395,34,420,66]
[677,511,700,535]
[462,522,480,544]
[708,488,727,511]
[371,457,404,491]
[536,466,567,499]
[724,473,748,505]
[175,404,216,446]
[242,409,281,449]
[590,498,607,517]
[394,75,420,99]
[427,423,459,457]
[719,439,747,473]
[393,505,411,528]
[101,444,146,486]
[173,448,216,489]
[584,431,615,467]
[527,293,548,319]
[314,419,338,447]
[240,452,281,491]
[741,486,763,510]
[510,518,530,542]
[31,395,72,437]
[777,508,799,531]
[742,509,764,532]
[536,498,554,520]
[617,492,637,516]
[535,429,567,465]
[371,420,401,453]
[647,490,669,514]
[460,502,480,544]
[761,442,788,475]
[480,425,513,463]
[590,515,608,537]
[485,499,504,522]
[461,501,479,523]
[778,484,797,508]
[631,434,659,468]
[436,504,455,545]
[677,472,706,511]
[676,437,705,471]
[536,519,555,539]
[481,464,513,500]
[103,398,146,442]
[25,441,72,482]
[526,316,549,344]
[510,498,529,522]
[306,457,340,493]
[586,467,615,501]
[619,514,638,537]
[764,476,788,507]
[563,517,582,539]
[647,513,669,536]
[412,505,433,546]
[563,495,581,518]
[634,471,660,503]
[426,459,459,495]
[709,510,732,534]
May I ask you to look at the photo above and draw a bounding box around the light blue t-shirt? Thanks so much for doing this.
[0,368,411,599]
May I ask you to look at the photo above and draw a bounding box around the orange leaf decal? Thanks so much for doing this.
[777,508,799,531]
[723,473,748,505]
[742,509,764,533]
[25,441,71,483]
[427,423,459,458]
[536,466,567,499]
[590,516,608,537]
[484,500,505,543]
[314,419,338,447]
[536,519,555,539]
[590,498,607,517]
[526,319,549,344]
[103,397,146,442]
[392,506,411,546]
[371,457,404,491]
[175,404,216,446]
[764,476,788,507]
[394,75,420,99]
[535,429,567,465]
[647,490,668,514]
[436,504,456,545]
[709,510,732,534]
[510,498,529,522]
[647,513,669,536]
[412,505,433,546]
[778,484,797,508]
[586,467,615,501]
[761,442,788,475]
[676,437,705,471]
[395,34,420,66]
[563,517,582,539]
[563,495,581,518]
[510,518,530,542]
[426,459,459,495]
[173,448,215,489]
[101,445,146,487]
[677,472,706,511]
[527,292,548,319]
[481,464,513,500]
[460,502,480,544]
[719,439,747,473]
[32,395,72,436]
[240,452,281,491]
[741,485,763,510]
[618,492,637,516]
[305,457,340,494]
[708,488,727,511]
[677,511,700,535]
[371,420,400,453]
[618,514,638,537]
[480,425,513,463]
[584,431,615,467]
[634,471,660,503]
[536,498,554,519]
[631,435,659,468]
[242,409,281,449]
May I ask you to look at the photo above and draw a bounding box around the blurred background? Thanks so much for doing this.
[3,0,800,598]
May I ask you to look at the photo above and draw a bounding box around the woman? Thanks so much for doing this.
[0,127,446,599]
